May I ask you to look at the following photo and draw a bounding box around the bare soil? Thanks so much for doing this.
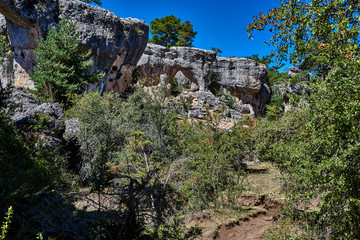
[217,214,275,240]
[187,162,285,240]
[215,195,282,240]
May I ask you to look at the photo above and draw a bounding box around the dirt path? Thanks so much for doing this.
[215,196,282,240]
[217,214,276,240]
[187,163,285,240]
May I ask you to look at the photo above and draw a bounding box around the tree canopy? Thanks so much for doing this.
[149,15,197,47]
[246,0,360,72]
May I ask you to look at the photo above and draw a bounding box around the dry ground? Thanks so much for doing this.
[186,162,287,240]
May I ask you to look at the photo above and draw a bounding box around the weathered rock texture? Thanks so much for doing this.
[137,44,216,91]
[10,87,64,123]
[137,44,270,116]
[0,0,148,92]
[0,14,13,89]
[283,67,310,112]
[9,87,65,146]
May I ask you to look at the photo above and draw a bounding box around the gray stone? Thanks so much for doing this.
[137,44,270,116]
[0,0,149,93]
[0,14,13,90]
[224,109,242,120]
[8,87,65,147]
[188,105,206,119]
[137,44,217,91]
[173,71,190,89]
[197,91,221,109]
[190,82,199,91]
[282,67,310,112]
[0,13,5,35]
[10,87,64,123]
[64,118,80,140]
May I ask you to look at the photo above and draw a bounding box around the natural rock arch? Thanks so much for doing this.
[137,44,271,115]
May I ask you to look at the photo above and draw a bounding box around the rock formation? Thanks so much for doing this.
[0,0,148,92]
[137,44,217,91]
[0,0,271,120]
[9,87,65,147]
[137,43,270,116]
[0,14,13,89]
[283,67,310,112]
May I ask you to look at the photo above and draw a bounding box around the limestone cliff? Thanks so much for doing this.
[137,44,270,116]
[0,0,148,92]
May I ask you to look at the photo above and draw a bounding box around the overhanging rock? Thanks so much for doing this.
[0,0,149,93]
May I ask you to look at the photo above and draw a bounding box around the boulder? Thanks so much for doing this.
[9,87,65,147]
[10,87,64,124]
[0,0,149,93]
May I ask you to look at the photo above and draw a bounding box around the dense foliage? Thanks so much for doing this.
[63,84,256,238]
[149,15,197,47]
[31,19,102,105]
[246,0,360,68]
[247,0,360,238]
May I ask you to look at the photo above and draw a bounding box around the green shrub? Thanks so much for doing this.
[1,206,13,240]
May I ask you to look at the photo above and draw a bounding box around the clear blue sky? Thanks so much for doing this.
[98,0,281,59]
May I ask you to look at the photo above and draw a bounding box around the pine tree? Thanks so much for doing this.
[149,15,197,47]
[31,19,103,104]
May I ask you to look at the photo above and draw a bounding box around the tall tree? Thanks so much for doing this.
[31,19,103,105]
[149,15,197,47]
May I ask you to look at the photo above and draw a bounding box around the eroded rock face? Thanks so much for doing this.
[0,14,13,89]
[0,0,148,92]
[137,44,270,116]
[137,44,216,91]
[211,57,270,115]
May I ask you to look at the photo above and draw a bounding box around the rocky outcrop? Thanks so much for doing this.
[0,14,13,89]
[283,67,310,112]
[137,44,216,91]
[0,0,148,92]
[211,57,270,115]
[137,44,270,116]
[9,87,65,146]
[10,87,64,124]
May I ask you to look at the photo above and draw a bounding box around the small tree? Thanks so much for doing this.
[31,19,103,105]
[0,34,10,64]
[211,47,223,56]
[149,15,197,47]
